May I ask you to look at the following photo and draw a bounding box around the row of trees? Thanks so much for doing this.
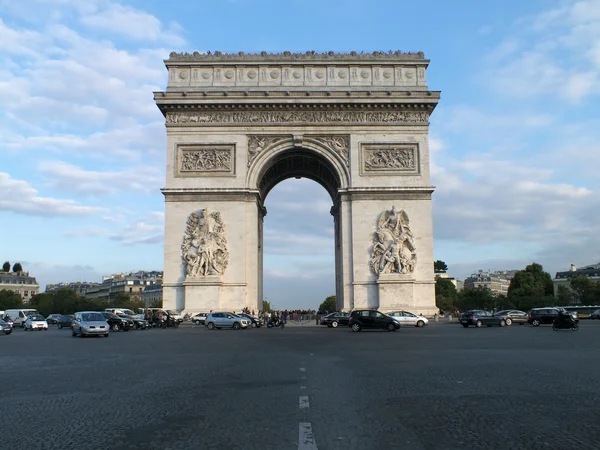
[0,288,159,317]
[434,262,588,313]
[2,261,23,273]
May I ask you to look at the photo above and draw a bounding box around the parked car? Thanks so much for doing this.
[387,311,429,327]
[348,310,400,332]
[118,314,148,330]
[102,312,133,332]
[72,311,109,337]
[57,314,74,329]
[205,312,249,330]
[46,314,62,325]
[237,313,262,328]
[23,314,48,331]
[320,312,350,328]
[591,309,600,320]
[460,310,509,328]
[528,308,579,327]
[191,312,208,325]
[0,319,13,335]
[494,310,528,325]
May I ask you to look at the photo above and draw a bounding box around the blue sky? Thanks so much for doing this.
[1,0,599,309]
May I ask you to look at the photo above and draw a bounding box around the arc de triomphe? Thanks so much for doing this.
[154,51,440,315]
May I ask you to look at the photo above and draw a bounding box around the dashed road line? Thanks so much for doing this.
[300,367,306,372]
[299,395,310,409]
[299,422,318,450]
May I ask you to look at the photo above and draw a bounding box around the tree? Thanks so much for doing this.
[434,260,448,274]
[0,289,23,310]
[2,261,10,272]
[569,276,600,304]
[557,285,577,305]
[507,263,554,299]
[435,278,456,312]
[318,295,336,313]
[456,286,496,311]
[12,262,23,272]
[112,293,145,311]
[262,300,272,312]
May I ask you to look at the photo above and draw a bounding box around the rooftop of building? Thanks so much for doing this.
[0,271,38,284]
[555,263,600,279]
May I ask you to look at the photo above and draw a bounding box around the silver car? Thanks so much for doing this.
[72,311,110,338]
[205,312,248,330]
[387,311,429,327]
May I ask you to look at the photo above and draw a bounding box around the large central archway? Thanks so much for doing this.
[156,50,440,314]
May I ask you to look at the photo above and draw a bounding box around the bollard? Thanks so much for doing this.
[434,314,439,322]
[448,314,452,322]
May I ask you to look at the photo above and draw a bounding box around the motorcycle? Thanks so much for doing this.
[267,319,285,329]
[552,316,578,331]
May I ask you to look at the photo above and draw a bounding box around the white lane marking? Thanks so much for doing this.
[299,422,318,450]
[299,395,310,409]
[300,386,307,389]
[300,367,306,372]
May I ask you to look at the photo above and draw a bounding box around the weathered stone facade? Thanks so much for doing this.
[155,50,440,314]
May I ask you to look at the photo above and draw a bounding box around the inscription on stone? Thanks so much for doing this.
[177,144,235,176]
[361,144,419,175]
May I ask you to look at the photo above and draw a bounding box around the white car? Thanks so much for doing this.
[386,311,429,328]
[24,314,49,331]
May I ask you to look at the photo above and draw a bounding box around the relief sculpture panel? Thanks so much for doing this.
[370,207,417,275]
[361,143,419,175]
[176,144,235,176]
[182,209,229,277]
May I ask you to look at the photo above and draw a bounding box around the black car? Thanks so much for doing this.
[460,310,510,328]
[102,312,133,332]
[57,315,73,329]
[348,310,400,332]
[528,308,579,327]
[238,313,262,328]
[321,312,350,328]
[46,314,62,325]
[0,319,12,335]
[494,310,528,325]
[590,309,600,320]
[119,314,149,330]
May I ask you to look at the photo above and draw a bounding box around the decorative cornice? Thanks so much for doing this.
[161,188,261,203]
[167,50,427,63]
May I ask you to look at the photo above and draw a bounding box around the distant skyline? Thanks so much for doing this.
[2,0,599,308]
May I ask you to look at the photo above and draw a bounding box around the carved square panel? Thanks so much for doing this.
[360,143,420,176]
[175,144,236,177]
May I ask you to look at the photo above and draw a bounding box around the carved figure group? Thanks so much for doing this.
[180,148,232,172]
[364,147,416,171]
[371,206,417,275]
[181,209,229,277]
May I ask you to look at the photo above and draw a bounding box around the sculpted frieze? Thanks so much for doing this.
[310,136,350,166]
[361,144,419,174]
[247,135,289,166]
[177,145,234,176]
[167,110,429,126]
[371,207,417,275]
[182,209,229,277]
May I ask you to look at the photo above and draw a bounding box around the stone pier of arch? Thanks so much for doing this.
[154,51,440,315]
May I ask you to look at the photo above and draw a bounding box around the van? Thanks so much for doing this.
[4,309,39,328]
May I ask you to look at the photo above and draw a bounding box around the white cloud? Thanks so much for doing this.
[0,172,103,216]
[79,2,184,44]
[38,160,163,196]
[107,212,164,246]
[485,0,600,101]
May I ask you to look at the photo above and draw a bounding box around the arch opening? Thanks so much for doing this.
[256,148,342,203]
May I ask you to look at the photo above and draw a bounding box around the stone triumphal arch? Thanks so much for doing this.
[154,51,440,314]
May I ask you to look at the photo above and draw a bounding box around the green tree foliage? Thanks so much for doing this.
[29,288,96,317]
[12,262,23,272]
[455,286,496,311]
[507,263,554,298]
[318,295,336,313]
[569,276,600,304]
[557,284,577,305]
[434,260,448,273]
[0,289,24,310]
[262,300,272,312]
[435,278,456,312]
[112,294,145,311]
[2,261,10,272]
[505,263,556,311]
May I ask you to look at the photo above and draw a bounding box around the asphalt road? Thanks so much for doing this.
[2,321,600,450]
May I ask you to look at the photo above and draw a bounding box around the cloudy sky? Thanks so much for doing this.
[1,0,599,309]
